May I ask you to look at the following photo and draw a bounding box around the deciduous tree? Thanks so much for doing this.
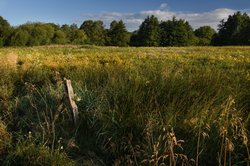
[160,17,195,46]
[214,12,250,45]
[9,28,30,46]
[0,16,12,47]
[136,15,160,46]
[80,20,106,45]
[107,20,129,46]
[194,26,215,46]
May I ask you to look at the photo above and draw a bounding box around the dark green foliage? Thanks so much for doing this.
[194,26,216,46]
[29,24,49,46]
[107,20,129,46]
[135,15,160,46]
[71,29,87,45]
[1,12,250,47]
[61,24,71,35]
[129,30,140,46]
[15,23,56,46]
[0,16,12,47]
[9,28,30,46]
[160,17,195,46]
[236,19,250,45]
[1,141,75,166]
[213,12,250,45]
[53,30,67,44]
[42,23,56,42]
[80,20,106,45]
[62,24,87,45]
[61,24,71,43]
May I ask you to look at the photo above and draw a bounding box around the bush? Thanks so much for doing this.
[4,142,75,166]
[0,121,11,155]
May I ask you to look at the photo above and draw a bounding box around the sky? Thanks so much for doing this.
[0,0,250,31]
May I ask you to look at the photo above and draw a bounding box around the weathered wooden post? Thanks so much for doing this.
[64,78,79,127]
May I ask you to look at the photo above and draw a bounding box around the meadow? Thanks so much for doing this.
[0,46,249,165]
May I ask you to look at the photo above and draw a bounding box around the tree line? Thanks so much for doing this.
[0,11,250,47]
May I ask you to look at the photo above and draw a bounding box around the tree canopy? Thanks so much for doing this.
[160,17,195,46]
[1,11,250,47]
[80,20,106,46]
[0,16,12,47]
[194,26,216,46]
[213,11,250,45]
[135,15,160,46]
[107,20,129,46]
[9,28,29,46]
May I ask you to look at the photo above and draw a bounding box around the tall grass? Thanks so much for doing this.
[0,46,249,165]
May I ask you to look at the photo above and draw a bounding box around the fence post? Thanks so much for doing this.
[64,78,79,127]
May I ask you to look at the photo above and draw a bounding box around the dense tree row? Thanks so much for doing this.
[213,11,250,45]
[0,11,250,47]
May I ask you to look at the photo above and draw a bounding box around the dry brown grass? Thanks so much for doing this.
[0,52,18,70]
[37,44,81,48]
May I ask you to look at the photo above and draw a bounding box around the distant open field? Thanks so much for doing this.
[0,46,249,165]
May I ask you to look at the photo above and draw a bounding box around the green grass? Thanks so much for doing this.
[0,46,249,165]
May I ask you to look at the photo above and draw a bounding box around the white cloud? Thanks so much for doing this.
[176,8,237,30]
[81,6,249,31]
[160,3,168,11]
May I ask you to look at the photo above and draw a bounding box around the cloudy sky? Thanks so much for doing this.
[1,0,250,31]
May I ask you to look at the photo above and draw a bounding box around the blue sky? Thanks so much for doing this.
[1,0,250,31]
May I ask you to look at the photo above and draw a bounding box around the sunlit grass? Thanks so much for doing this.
[0,46,249,165]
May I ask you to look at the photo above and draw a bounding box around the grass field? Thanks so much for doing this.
[0,46,249,165]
